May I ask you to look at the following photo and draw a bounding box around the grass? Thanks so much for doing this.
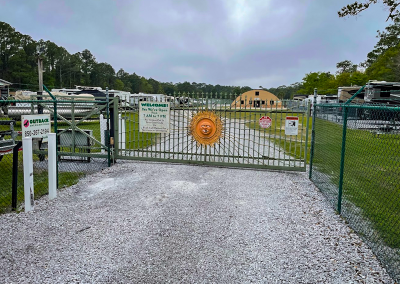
[56,113,157,151]
[121,112,158,149]
[313,118,400,248]
[0,151,83,213]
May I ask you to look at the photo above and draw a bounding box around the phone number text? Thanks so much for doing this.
[24,128,50,137]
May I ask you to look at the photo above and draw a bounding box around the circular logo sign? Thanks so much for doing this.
[23,119,29,128]
[259,116,272,128]
[189,111,223,146]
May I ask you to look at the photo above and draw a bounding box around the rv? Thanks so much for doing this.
[129,93,167,106]
[337,86,364,103]
[364,81,400,104]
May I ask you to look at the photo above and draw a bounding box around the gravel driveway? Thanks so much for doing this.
[0,161,394,283]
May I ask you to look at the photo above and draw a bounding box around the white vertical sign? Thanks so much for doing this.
[285,116,299,136]
[118,114,126,150]
[23,137,34,212]
[48,133,57,200]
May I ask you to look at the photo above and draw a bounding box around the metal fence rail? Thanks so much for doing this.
[310,100,400,282]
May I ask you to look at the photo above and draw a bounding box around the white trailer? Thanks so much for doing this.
[129,93,167,106]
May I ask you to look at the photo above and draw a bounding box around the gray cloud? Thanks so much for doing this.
[1,0,390,88]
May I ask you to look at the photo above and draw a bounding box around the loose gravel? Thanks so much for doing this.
[0,161,395,283]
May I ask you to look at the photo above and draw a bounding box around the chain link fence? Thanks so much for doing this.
[55,99,110,188]
[310,89,400,282]
[0,98,112,213]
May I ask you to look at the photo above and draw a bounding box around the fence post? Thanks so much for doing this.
[22,137,34,212]
[12,141,22,210]
[106,88,111,167]
[113,98,119,160]
[304,100,311,169]
[309,88,318,179]
[337,105,349,214]
[100,114,106,154]
[48,133,57,200]
[43,85,58,188]
[335,86,366,213]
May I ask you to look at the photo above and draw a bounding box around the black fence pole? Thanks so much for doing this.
[37,92,43,114]
[12,141,22,211]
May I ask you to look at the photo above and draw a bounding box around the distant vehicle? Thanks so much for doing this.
[337,81,400,105]
[336,81,400,120]
[166,95,178,105]
[176,96,194,107]
[129,93,167,106]
[5,91,96,120]
[337,86,364,103]
[364,81,400,105]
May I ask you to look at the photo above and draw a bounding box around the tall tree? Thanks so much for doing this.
[364,17,400,66]
[91,62,115,88]
[116,68,132,91]
[298,72,335,94]
[78,49,96,85]
[336,60,358,74]
[338,0,400,21]
[366,43,400,81]
[0,21,23,81]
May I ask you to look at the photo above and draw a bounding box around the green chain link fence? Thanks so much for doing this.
[310,88,400,282]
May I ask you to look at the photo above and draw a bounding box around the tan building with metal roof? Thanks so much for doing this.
[231,89,282,109]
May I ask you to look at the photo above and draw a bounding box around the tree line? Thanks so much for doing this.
[2,9,400,99]
[0,21,253,98]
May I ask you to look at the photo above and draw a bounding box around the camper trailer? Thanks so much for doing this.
[129,93,166,106]
[337,86,364,103]
[337,81,400,105]
[364,81,400,104]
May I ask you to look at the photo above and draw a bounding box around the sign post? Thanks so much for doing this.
[22,137,34,212]
[139,102,170,133]
[48,133,57,200]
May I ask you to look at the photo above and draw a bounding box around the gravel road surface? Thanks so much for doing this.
[0,161,394,283]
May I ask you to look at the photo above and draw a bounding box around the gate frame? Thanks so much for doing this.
[114,95,310,172]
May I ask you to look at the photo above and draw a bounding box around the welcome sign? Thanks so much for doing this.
[139,102,170,133]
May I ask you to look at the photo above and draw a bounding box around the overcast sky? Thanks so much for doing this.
[0,0,391,88]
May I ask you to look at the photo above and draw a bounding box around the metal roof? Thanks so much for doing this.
[0,79,12,87]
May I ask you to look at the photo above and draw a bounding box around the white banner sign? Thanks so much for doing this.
[21,114,51,141]
[285,116,299,136]
[139,102,170,133]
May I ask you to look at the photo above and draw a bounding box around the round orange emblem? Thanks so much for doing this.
[189,111,223,146]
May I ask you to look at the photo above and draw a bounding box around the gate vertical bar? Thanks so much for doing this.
[304,100,311,170]
[106,88,110,167]
[113,98,119,161]
[43,85,58,187]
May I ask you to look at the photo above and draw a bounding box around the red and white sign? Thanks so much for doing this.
[259,116,272,128]
[285,116,299,135]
